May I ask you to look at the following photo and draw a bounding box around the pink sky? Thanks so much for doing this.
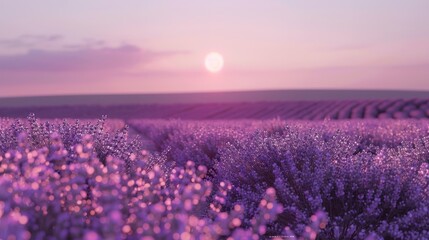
[0,1,428,97]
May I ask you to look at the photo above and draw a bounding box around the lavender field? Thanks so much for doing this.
[2,98,429,120]
[1,112,429,239]
[3,0,428,238]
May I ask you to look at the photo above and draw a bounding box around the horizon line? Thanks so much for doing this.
[1,88,429,100]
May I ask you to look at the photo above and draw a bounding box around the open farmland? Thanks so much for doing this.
[1,114,429,239]
[1,98,429,120]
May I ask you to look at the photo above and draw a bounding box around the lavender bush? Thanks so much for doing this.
[1,115,429,239]
[129,119,429,239]
[1,115,329,240]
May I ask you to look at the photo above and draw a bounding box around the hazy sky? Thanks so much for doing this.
[1,1,428,96]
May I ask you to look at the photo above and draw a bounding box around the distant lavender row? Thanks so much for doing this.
[1,98,429,120]
[129,119,429,239]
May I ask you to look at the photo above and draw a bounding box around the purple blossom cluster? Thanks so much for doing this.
[130,119,429,239]
[0,115,326,239]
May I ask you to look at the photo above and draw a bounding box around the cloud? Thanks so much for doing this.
[0,44,183,71]
[0,34,62,48]
[63,39,106,49]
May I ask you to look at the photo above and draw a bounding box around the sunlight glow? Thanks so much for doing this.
[204,52,224,73]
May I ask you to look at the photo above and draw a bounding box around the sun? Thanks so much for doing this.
[204,52,224,73]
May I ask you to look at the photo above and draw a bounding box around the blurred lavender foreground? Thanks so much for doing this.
[0,114,428,239]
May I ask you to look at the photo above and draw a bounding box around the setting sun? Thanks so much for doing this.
[204,52,224,73]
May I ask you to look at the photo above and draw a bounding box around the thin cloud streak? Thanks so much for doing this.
[0,34,63,49]
[0,44,187,72]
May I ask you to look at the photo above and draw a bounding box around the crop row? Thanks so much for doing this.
[1,98,429,120]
